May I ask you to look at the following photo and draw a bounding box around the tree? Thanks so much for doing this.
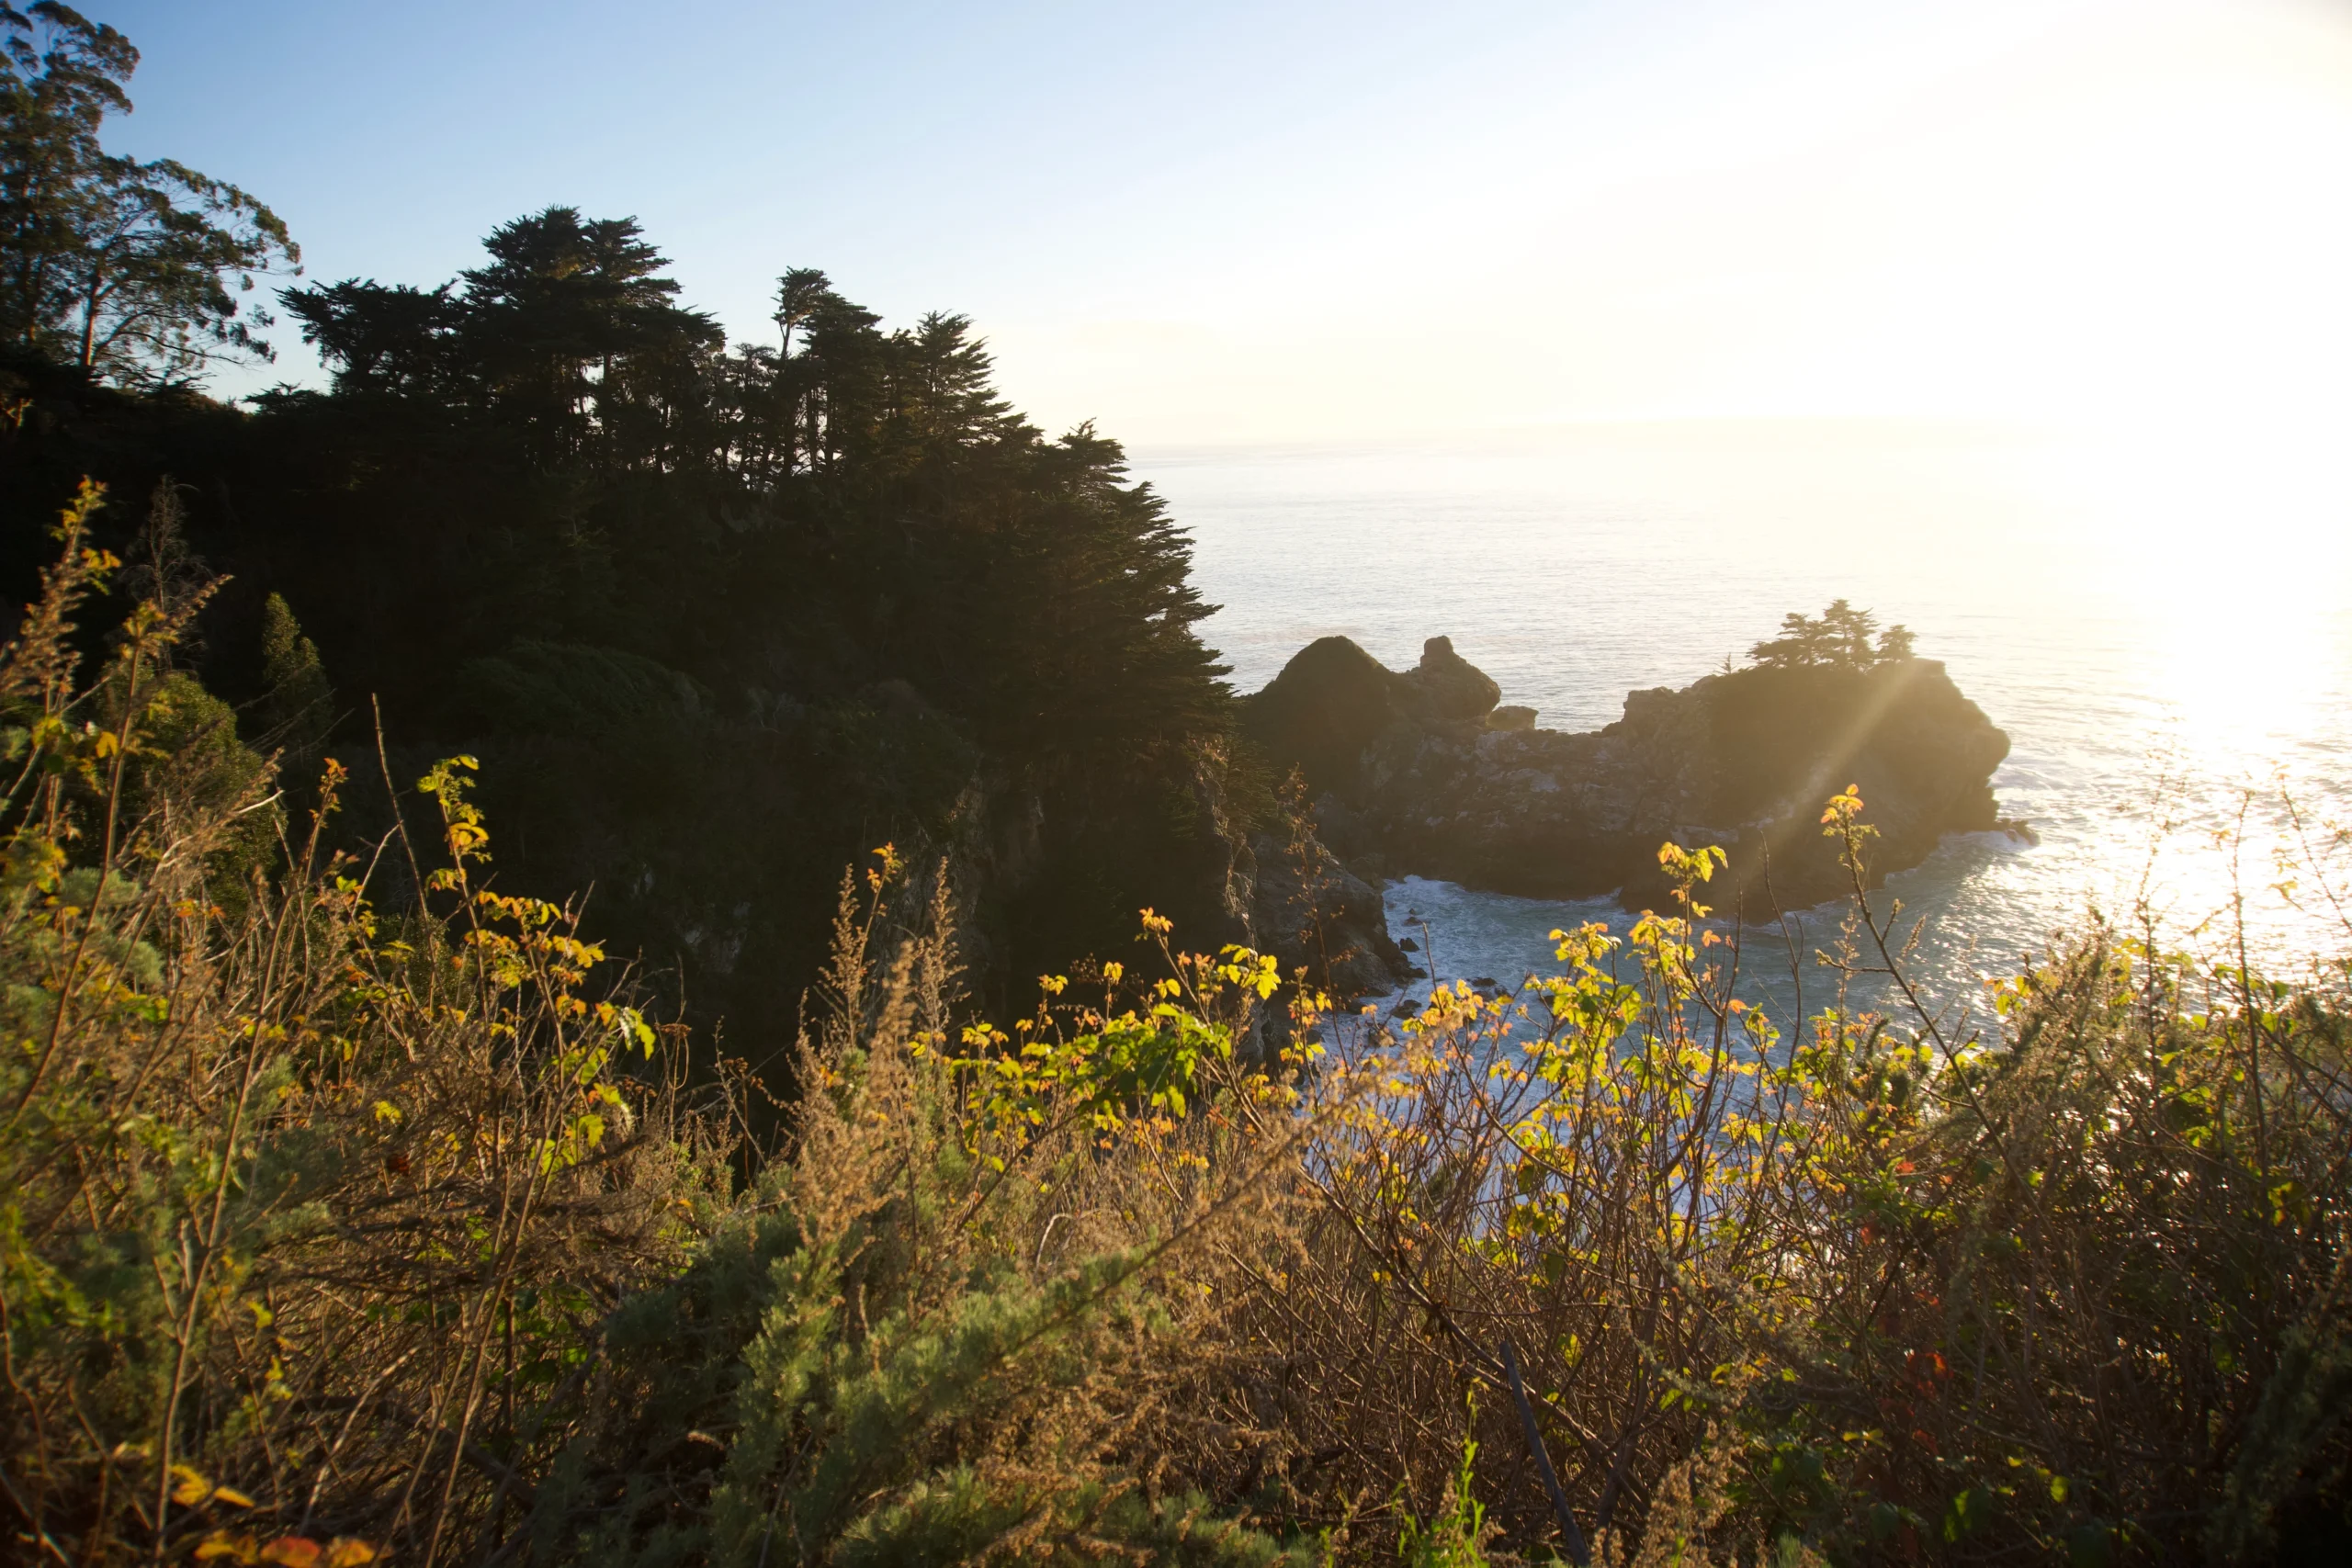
[0,3,296,383]
[52,153,296,382]
[275,278,462,399]
[457,206,720,465]
[764,265,878,472]
[257,591,334,762]
[1747,599,1916,670]
[0,2,129,360]
[1820,597,1876,664]
[773,265,830,358]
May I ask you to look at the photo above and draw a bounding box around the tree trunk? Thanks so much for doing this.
[79,273,101,369]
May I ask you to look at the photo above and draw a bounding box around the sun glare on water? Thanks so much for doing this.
[2054,425,2351,767]
[1985,416,2352,962]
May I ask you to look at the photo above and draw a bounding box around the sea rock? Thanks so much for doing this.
[1402,636,1502,722]
[1242,636,1415,794]
[1246,831,1415,997]
[1248,635,2010,915]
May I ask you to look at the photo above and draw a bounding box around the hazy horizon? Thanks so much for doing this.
[82,0,2352,457]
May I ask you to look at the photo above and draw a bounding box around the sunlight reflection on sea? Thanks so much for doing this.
[1135,419,2352,1027]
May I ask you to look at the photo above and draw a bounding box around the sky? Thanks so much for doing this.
[83,0,2352,449]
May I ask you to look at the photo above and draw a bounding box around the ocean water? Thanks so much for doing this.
[1135,420,2352,1025]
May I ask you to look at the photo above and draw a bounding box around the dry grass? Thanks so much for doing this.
[3,484,2346,1565]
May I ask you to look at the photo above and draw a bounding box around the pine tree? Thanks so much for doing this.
[1748,600,1910,671]
[457,206,721,467]
[257,591,334,766]
[277,278,460,398]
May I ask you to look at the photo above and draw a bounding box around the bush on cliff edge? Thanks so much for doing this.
[2,491,2346,1565]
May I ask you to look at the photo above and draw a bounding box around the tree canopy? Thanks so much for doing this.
[3,178,1242,1035]
[1747,597,1916,670]
[0,3,297,384]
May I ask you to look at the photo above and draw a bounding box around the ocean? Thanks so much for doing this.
[1135,419,2352,1026]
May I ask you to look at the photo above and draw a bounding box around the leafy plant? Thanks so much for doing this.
[2,480,2345,1564]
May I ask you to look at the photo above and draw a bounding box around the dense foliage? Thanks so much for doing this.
[1,4,295,383]
[1747,601,1916,671]
[3,17,2348,1566]
[2,516,2346,1565]
[0,8,1245,1045]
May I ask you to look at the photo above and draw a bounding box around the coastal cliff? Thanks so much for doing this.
[1245,633,2011,915]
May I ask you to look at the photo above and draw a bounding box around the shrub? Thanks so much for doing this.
[3,482,2345,1565]
[0,484,710,1563]
[0,483,1317,1564]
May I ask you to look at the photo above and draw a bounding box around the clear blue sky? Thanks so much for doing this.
[85,0,2352,447]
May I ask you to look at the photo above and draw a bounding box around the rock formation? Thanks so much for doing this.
[1244,635,2011,916]
[1404,635,1503,722]
[1245,832,1416,998]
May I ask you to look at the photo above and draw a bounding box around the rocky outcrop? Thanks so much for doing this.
[1241,636,1413,795]
[1404,636,1502,722]
[1245,636,2011,915]
[939,732,1414,1016]
[1245,832,1415,998]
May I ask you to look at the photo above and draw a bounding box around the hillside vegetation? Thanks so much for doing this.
[3,6,1251,1044]
[2,506,2346,1564]
[4,10,2349,1564]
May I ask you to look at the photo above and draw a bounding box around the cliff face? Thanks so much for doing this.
[1244,832,1416,999]
[1245,636,2010,915]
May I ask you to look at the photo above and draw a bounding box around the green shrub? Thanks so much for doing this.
[3,483,2345,1565]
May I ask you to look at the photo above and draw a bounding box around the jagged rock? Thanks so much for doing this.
[1242,635,1506,797]
[1487,705,1538,732]
[1241,636,1412,794]
[1246,831,1414,998]
[1403,636,1502,723]
[940,740,1258,1009]
[1250,636,2010,916]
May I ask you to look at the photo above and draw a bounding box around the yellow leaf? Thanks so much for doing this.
[171,1464,213,1506]
[261,1538,322,1567]
[323,1540,379,1568]
[196,1532,258,1563]
[211,1486,256,1508]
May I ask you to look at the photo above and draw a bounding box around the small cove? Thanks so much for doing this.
[1137,420,2352,1021]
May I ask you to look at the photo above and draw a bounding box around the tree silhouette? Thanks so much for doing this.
[1747,599,1917,670]
[0,3,296,383]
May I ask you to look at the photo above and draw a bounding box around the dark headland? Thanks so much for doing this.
[1240,631,2014,967]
